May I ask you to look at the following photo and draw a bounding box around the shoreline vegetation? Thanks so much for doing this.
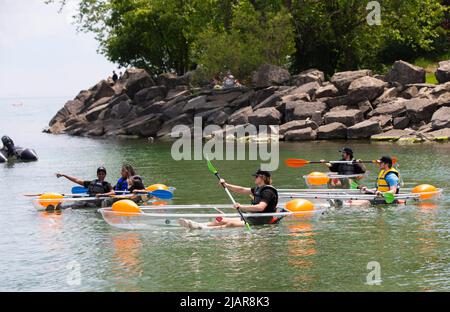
[46,60,450,143]
[44,0,450,143]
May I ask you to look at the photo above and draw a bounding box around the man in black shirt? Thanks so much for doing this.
[178,169,279,229]
[320,147,366,188]
[56,166,112,196]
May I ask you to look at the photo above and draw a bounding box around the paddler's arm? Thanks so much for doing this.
[234,202,267,212]
[55,173,84,186]
[320,160,332,168]
[219,179,252,195]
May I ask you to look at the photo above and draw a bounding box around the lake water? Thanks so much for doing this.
[1,97,449,291]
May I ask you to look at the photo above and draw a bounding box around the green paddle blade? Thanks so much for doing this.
[206,158,218,175]
[350,180,359,190]
[383,192,395,204]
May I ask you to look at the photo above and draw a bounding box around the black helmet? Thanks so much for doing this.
[97,166,107,174]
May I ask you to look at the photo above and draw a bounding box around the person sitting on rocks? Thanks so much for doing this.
[222,71,237,89]
[112,71,118,83]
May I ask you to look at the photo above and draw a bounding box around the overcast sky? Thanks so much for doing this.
[0,0,116,98]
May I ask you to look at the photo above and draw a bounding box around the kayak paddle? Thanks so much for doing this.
[72,186,88,194]
[285,157,398,168]
[206,157,251,230]
[382,192,396,204]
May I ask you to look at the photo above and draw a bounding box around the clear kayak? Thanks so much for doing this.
[31,195,160,211]
[98,204,325,230]
[278,188,443,204]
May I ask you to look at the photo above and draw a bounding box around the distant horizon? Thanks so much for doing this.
[0,0,116,98]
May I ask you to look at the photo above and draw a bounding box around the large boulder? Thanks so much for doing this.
[370,99,407,117]
[156,72,191,90]
[110,100,132,119]
[290,69,325,86]
[157,113,194,138]
[123,114,163,137]
[393,116,410,129]
[248,107,282,126]
[385,60,426,85]
[134,86,166,106]
[369,115,392,129]
[279,120,318,135]
[228,90,255,109]
[162,100,187,119]
[207,90,243,103]
[323,109,364,127]
[426,128,450,141]
[123,69,155,98]
[371,129,416,141]
[253,94,281,110]
[404,98,438,123]
[317,122,347,140]
[228,106,253,125]
[330,70,372,93]
[284,127,317,141]
[431,107,450,130]
[324,95,352,109]
[372,87,399,106]
[347,120,382,139]
[206,110,230,126]
[315,83,339,99]
[89,80,115,102]
[290,82,321,98]
[347,76,386,103]
[252,64,291,88]
[435,60,450,84]
[285,101,327,122]
[183,95,208,113]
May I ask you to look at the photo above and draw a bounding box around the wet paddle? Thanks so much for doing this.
[285,157,398,168]
[206,158,251,230]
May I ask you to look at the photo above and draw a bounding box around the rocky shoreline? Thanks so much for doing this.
[46,60,450,143]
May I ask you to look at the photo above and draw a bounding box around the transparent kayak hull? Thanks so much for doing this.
[98,205,324,230]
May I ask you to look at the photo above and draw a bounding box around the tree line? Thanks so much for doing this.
[47,0,449,82]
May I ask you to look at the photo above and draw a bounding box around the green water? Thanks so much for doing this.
[1,98,450,291]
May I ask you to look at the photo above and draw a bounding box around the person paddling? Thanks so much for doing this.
[320,147,366,188]
[178,169,279,229]
[56,167,112,196]
[359,156,401,205]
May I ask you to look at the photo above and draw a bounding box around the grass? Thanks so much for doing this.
[413,52,450,84]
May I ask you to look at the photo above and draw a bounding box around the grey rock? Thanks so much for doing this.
[323,109,364,127]
[134,86,166,106]
[124,69,155,98]
[280,120,318,135]
[248,107,282,126]
[228,106,253,125]
[385,60,426,85]
[207,90,243,103]
[435,60,450,84]
[405,98,438,123]
[330,70,372,93]
[393,116,410,129]
[253,94,281,110]
[316,84,339,98]
[347,76,386,103]
[284,127,317,141]
[431,106,450,130]
[285,101,327,122]
[317,122,347,140]
[252,64,291,88]
[371,99,407,117]
[228,90,255,109]
[347,120,382,139]
[290,69,325,86]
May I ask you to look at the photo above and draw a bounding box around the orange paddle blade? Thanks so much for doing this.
[285,159,311,168]
[392,157,398,165]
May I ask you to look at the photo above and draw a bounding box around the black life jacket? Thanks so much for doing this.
[336,159,361,175]
[88,179,109,195]
[251,185,278,213]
